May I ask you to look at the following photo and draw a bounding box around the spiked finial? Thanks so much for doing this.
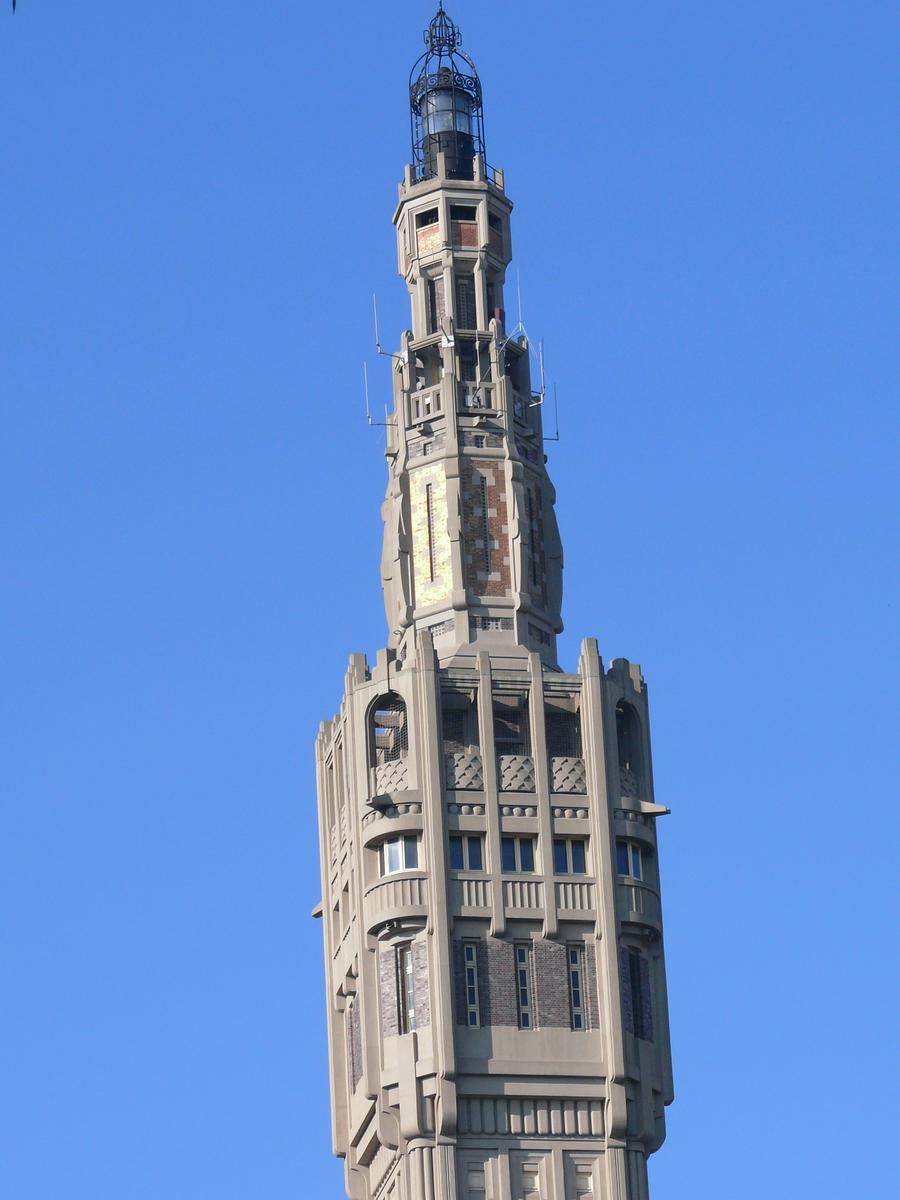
[424,3,461,54]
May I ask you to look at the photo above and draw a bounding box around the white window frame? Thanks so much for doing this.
[463,941,481,1028]
[515,942,534,1030]
[380,835,419,877]
[567,944,586,1031]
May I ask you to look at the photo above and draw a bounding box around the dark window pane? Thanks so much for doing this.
[467,837,483,871]
[501,837,516,872]
[553,839,568,874]
[520,838,534,873]
[449,836,464,870]
[404,836,418,869]
[616,841,629,874]
[631,845,642,880]
[571,840,586,874]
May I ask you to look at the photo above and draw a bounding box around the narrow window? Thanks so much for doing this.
[463,941,481,1027]
[426,275,446,334]
[371,694,408,765]
[526,489,538,588]
[568,945,586,1030]
[493,700,531,757]
[515,943,534,1029]
[628,950,653,1040]
[479,476,491,573]
[397,944,416,1034]
[449,835,464,870]
[425,482,436,581]
[455,274,477,329]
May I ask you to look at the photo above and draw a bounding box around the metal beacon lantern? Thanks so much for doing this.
[410,4,486,181]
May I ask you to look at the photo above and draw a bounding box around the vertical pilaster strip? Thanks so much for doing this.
[476,651,504,938]
[527,651,558,938]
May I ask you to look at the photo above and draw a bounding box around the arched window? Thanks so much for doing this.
[371,693,408,766]
[615,702,643,798]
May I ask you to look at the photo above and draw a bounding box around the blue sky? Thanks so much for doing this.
[1,2,897,1196]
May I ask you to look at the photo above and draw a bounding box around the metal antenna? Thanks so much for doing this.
[364,360,395,429]
[543,382,561,442]
[373,293,408,365]
[529,339,546,407]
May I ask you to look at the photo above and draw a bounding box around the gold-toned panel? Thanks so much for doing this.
[410,463,451,607]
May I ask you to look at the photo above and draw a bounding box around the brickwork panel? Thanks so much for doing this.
[412,939,431,1030]
[380,948,399,1038]
[534,939,571,1029]
[461,459,511,597]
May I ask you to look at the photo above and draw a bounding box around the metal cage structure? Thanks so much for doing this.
[409,4,486,182]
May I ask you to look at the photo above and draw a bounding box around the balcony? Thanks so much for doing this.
[444,751,484,791]
[555,880,596,915]
[409,384,442,424]
[617,880,661,931]
[363,872,428,933]
[374,759,409,794]
[502,878,544,913]
[497,755,536,792]
[450,876,492,915]
[550,756,587,794]
[458,381,495,411]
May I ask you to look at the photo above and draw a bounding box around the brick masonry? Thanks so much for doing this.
[380,949,399,1038]
[412,939,431,1030]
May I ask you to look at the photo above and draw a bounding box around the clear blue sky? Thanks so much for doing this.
[2,2,897,1196]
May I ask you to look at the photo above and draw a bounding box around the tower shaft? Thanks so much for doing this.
[315,11,673,1200]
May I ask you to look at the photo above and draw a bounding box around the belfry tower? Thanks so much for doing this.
[315,9,674,1200]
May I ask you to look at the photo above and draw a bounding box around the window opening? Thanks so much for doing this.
[568,945,586,1030]
[381,836,419,876]
[372,694,408,764]
[463,942,481,1027]
[515,943,534,1029]
[397,944,417,1034]
[553,838,587,874]
[455,274,477,329]
[425,481,436,581]
[545,708,582,758]
[501,836,535,873]
[628,950,653,1041]
[493,700,531,757]
[479,476,491,573]
[616,840,643,880]
[449,834,484,871]
[427,275,446,334]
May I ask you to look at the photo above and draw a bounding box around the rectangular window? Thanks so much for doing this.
[455,274,477,329]
[501,836,536,873]
[463,941,481,1027]
[397,944,416,1034]
[450,204,477,221]
[628,950,653,1041]
[467,1166,486,1198]
[616,840,643,880]
[493,701,531,757]
[449,834,484,871]
[381,835,419,876]
[568,945,586,1030]
[425,482,436,580]
[426,275,446,334]
[515,943,534,1029]
[553,837,587,875]
[479,476,492,573]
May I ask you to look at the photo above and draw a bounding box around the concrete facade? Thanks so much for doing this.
[315,9,673,1199]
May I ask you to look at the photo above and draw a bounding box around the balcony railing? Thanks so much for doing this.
[444,751,484,791]
[458,381,495,411]
[550,756,587,795]
[409,384,442,424]
[364,873,428,933]
[555,880,596,914]
[497,754,536,792]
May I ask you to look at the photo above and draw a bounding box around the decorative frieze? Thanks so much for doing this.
[497,754,536,792]
[456,1095,605,1138]
[550,755,587,794]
